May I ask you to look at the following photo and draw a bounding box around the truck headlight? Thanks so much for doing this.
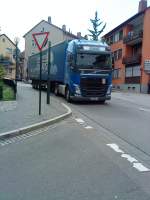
[74,84,81,95]
[107,85,112,95]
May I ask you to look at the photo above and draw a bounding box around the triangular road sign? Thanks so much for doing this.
[32,32,49,51]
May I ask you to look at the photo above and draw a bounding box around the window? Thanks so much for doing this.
[114,50,117,61]
[32,40,36,47]
[113,49,122,61]
[119,30,123,40]
[2,38,5,42]
[41,27,44,32]
[112,30,123,44]
[7,68,12,74]
[113,68,120,79]
[114,32,120,43]
[133,66,140,77]
[125,67,132,77]
[125,65,141,77]
[118,49,122,60]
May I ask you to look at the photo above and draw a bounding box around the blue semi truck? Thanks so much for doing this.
[28,39,112,103]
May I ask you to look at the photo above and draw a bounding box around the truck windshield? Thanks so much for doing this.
[76,53,111,69]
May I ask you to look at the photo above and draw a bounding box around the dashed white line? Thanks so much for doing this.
[84,126,93,129]
[107,143,150,173]
[107,143,124,153]
[133,163,150,172]
[75,118,85,124]
[121,154,138,163]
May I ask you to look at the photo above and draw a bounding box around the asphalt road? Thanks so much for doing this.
[0,91,150,199]
[67,92,150,157]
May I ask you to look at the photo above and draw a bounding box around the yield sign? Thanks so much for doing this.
[32,32,49,51]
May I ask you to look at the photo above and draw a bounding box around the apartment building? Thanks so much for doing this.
[104,0,150,93]
[23,17,81,80]
[0,34,16,80]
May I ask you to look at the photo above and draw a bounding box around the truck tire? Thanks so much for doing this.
[54,85,59,96]
[65,87,72,103]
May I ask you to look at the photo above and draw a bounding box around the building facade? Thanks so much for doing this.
[104,0,150,93]
[23,17,81,80]
[0,34,16,80]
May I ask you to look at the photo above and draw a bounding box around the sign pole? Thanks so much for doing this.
[47,41,51,104]
[39,50,42,115]
[32,32,49,115]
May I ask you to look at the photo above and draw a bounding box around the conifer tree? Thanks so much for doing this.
[88,11,106,41]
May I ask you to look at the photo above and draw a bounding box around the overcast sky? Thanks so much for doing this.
[0,0,148,51]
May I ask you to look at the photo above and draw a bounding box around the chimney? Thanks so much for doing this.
[138,0,147,12]
[62,25,66,32]
[48,16,52,24]
[77,32,82,38]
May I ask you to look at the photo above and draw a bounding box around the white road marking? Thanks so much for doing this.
[133,163,150,172]
[139,108,150,112]
[84,126,93,129]
[107,143,124,153]
[107,143,150,173]
[75,118,85,124]
[121,154,138,163]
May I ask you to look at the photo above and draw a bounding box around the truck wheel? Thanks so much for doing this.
[65,88,72,103]
[54,85,59,96]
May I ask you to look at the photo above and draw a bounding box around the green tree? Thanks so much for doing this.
[88,11,106,41]
[0,64,5,80]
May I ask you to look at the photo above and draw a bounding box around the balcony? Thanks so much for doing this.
[122,54,141,65]
[123,30,143,45]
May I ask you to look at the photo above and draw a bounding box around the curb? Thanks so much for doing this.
[0,103,72,140]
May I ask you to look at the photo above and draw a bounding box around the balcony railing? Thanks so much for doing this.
[122,54,141,65]
[123,30,143,45]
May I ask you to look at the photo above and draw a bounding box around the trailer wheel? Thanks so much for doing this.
[54,85,59,96]
[65,87,72,103]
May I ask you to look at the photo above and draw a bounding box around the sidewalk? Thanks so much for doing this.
[0,82,67,134]
[112,91,150,108]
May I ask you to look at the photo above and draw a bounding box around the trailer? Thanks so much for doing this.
[28,39,112,103]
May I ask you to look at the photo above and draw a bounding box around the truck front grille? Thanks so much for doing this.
[80,78,108,97]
